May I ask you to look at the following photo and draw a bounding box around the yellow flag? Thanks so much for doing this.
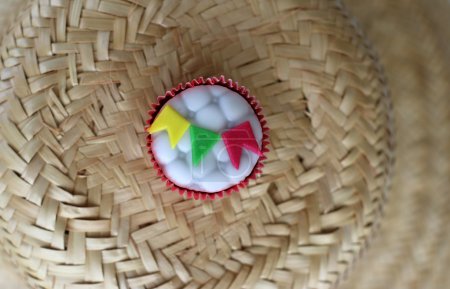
[148,106,190,148]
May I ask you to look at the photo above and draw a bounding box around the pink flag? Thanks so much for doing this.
[222,121,262,169]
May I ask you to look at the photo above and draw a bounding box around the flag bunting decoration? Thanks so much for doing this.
[147,106,190,148]
[222,121,263,169]
[190,125,221,166]
[148,105,262,169]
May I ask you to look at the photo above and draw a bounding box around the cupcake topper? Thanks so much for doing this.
[190,125,221,167]
[222,121,263,169]
[148,106,262,169]
[148,106,190,148]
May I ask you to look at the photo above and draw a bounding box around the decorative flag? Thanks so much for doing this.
[222,121,262,169]
[190,125,221,166]
[148,106,190,148]
[148,105,262,170]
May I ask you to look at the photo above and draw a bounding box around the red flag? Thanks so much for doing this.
[222,121,262,169]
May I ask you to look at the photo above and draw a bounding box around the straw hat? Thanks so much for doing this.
[1,0,445,288]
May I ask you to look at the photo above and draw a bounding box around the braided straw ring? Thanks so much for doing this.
[0,1,393,289]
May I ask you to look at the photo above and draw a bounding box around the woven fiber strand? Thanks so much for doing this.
[0,1,393,289]
[0,1,34,288]
[339,1,450,289]
[0,0,28,39]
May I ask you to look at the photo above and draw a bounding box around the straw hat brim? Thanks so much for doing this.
[0,2,31,288]
[340,0,450,288]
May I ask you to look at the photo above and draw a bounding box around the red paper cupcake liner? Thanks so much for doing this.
[145,75,270,200]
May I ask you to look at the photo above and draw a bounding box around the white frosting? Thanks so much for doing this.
[152,85,262,193]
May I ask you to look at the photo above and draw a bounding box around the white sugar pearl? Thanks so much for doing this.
[164,159,192,187]
[169,97,189,117]
[195,104,227,131]
[222,151,255,184]
[192,153,217,179]
[182,86,211,112]
[208,85,230,98]
[233,114,263,146]
[152,133,178,165]
[199,170,232,193]
[177,132,191,153]
[213,140,230,163]
[249,115,264,146]
[186,151,193,166]
[219,93,250,122]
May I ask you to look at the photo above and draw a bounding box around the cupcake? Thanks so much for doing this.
[146,76,269,200]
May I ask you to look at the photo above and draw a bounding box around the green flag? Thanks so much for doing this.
[190,125,220,166]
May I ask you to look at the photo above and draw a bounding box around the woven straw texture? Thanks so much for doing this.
[0,0,27,38]
[0,1,394,289]
[339,0,450,289]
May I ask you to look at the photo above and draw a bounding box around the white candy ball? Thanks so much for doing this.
[233,114,263,146]
[219,92,250,122]
[192,153,217,179]
[152,133,178,165]
[177,132,191,153]
[170,96,189,116]
[222,151,259,185]
[164,160,192,187]
[249,115,264,145]
[195,104,227,131]
[213,140,230,163]
[182,86,211,112]
[208,85,230,98]
[199,170,233,193]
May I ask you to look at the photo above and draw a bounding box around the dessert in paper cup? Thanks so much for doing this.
[146,76,269,200]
